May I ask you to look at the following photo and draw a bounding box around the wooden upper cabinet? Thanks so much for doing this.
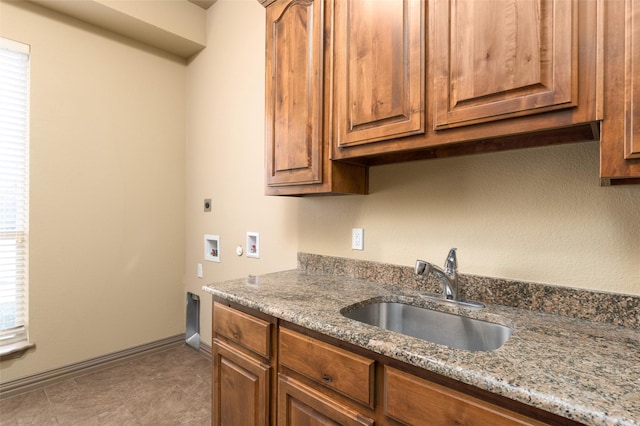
[261,0,615,188]
[263,0,368,195]
[600,0,640,184]
[333,0,425,148]
[331,0,598,165]
[625,0,640,159]
[265,0,323,188]
[433,0,578,129]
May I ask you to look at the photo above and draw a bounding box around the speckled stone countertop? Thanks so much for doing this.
[203,256,640,426]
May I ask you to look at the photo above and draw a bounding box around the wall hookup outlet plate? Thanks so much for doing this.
[204,234,220,262]
[247,232,260,258]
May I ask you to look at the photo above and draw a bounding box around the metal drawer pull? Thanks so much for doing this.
[322,374,332,383]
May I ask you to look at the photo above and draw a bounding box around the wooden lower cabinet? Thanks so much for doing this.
[213,302,272,359]
[212,301,580,426]
[277,375,374,426]
[279,328,375,408]
[383,367,547,426]
[212,339,271,426]
[212,301,276,426]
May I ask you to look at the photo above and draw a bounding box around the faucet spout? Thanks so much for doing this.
[443,248,459,300]
[415,248,459,301]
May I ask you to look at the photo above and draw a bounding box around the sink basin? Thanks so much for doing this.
[341,302,512,352]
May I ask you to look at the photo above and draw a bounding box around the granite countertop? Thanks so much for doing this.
[203,269,640,426]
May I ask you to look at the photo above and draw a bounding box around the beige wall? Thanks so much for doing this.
[184,0,299,348]
[299,142,640,296]
[0,1,186,382]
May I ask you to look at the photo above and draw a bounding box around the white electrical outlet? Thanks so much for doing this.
[352,228,364,250]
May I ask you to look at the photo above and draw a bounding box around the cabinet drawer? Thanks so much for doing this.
[213,303,272,359]
[279,328,374,408]
[384,367,547,425]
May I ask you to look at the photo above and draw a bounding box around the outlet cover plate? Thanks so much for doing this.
[352,228,364,250]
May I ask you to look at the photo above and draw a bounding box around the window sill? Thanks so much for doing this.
[0,341,35,360]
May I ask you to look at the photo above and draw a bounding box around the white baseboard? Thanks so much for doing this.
[0,334,188,399]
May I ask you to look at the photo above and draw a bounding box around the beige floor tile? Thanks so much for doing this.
[1,345,211,426]
[0,389,58,425]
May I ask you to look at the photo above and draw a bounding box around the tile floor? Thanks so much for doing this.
[0,345,211,425]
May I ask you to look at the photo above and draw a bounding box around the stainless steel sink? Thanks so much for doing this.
[341,302,512,352]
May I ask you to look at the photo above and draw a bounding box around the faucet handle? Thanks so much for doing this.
[415,260,430,276]
[444,248,457,273]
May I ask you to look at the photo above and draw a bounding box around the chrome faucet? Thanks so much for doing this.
[415,248,459,301]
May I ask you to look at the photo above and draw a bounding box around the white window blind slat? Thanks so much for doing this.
[0,37,29,346]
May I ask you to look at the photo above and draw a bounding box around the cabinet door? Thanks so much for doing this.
[601,0,640,182]
[265,0,323,187]
[212,339,270,426]
[625,0,640,159]
[434,0,578,129]
[333,0,425,148]
[277,375,374,426]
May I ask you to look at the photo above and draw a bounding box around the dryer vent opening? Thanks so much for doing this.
[186,292,200,350]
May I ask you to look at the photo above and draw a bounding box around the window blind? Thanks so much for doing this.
[0,37,30,346]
